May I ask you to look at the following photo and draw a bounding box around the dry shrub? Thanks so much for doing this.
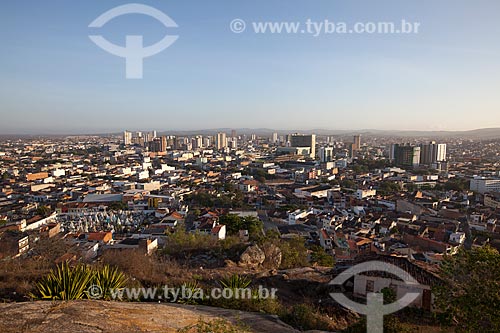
[0,258,51,301]
[100,250,187,286]
[30,236,73,263]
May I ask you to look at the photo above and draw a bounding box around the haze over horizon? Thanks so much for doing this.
[3,126,500,137]
[1,0,500,134]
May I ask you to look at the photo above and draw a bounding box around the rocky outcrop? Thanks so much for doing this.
[238,244,283,269]
[0,301,299,333]
[238,244,266,268]
[261,243,282,269]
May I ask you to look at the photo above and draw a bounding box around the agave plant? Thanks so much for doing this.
[173,281,204,304]
[32,262,93,300]
[91,264,128,300]
[219,274,251,290]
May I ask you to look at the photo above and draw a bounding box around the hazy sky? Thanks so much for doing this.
[1,0,499,134]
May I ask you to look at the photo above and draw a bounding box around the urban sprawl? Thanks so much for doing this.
[1,130,500,311]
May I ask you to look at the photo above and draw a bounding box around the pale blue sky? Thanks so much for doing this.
[0,0,499,134]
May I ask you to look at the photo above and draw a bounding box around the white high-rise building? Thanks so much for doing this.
[318,147,334,162]
[420,141,447,165]
[228,138,238,149]
[123,131,132,145]
[192,135,203,149]
[436,143,447,162]
[216,132,227,150]
[203,137,211,148]
[144,131,157,143]
[272,132,278,143]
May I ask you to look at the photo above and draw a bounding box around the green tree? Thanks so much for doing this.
[218,215,263,241]
[309,246,335,267]
[279,237,308,269]
[405,183,417,192]
[381,287,397,304]
[340,179,357,189]
[242,216,264,241]
[262,229,280,241]
[223,182,235,192]
[36,205,51,217]
[378,181,401,195]
[218,214,243,235]
[352,165,368,174]
[443,179,469,191]
[108,201,128,211]
[433,246,500,332]
[186,192,214,207]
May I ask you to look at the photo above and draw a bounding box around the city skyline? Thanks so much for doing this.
[3,126,500,138]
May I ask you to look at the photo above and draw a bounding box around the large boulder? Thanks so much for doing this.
[238,244,266,268]
[261,243,282,269]
[0,301,300,333]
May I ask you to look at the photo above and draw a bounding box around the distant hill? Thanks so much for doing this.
[355,128,500,139]
[156,127,500,139]
[2,127,500,139]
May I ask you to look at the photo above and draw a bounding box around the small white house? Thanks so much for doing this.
[211,224,226,240]
[449,232,466,245]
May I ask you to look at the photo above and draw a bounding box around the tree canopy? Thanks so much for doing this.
[434,246,500,332]
[218,214,263,240]
[309,245,334,267]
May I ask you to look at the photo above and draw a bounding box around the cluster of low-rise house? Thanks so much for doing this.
[1,134,500,309]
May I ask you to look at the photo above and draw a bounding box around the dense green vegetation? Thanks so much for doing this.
[218,214,263,240]
[259,232,309,269]
[434,178,470,191]
[184,191,246,208]
[434,246,500,332]
[351,159,391,173]
[36,205,52,217]
[164,226,245,261]
[377,181,402,195]
[108,201,128,211]
[309,245,335,267]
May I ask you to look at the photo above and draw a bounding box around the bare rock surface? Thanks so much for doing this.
[261,243,282,269]
[0,300,300,333]
[238,244,266,268]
